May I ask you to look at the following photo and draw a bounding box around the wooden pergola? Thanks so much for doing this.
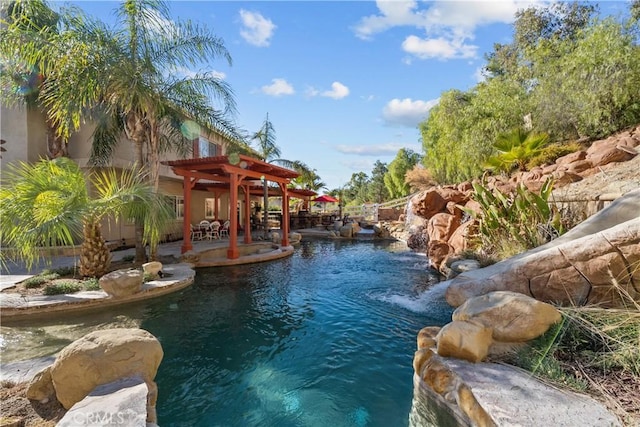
[163,154,314,259]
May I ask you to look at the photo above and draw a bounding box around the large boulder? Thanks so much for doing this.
[587,145,637,167]
[411,189,447,220]
[142,261,163,279]
[452,291,561,342]
[427,213,460,242]
[435,321,493,363]
[99,269,144,298]
[339,222,361,238]
[26,365,55,402]
[427,240,453,270]
[49,328,163,422]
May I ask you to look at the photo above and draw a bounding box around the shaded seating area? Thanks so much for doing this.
[163,154,316,259]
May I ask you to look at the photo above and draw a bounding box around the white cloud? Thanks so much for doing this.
[382,98,439,127]
[305,82,350,99]
[354,0,543,61]
[473,66,486,83]
[336,142,421,156]
[402,35,477,60]
[239,10,276,47]
[321,82,350,99]
[261,78,295,96]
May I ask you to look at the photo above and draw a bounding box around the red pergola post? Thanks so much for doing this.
[227,172,239,259]
[243,185,252,244]
[280,184,290,247]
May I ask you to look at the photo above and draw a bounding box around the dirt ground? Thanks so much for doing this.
[0,382,65,426]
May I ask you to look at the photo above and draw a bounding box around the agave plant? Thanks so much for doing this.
[0,157,172,277]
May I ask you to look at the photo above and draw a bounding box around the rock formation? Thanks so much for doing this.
[27,328,163,423]
[405,125,640,273]
[99,268,144,298]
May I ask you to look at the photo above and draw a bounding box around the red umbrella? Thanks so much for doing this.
[311,194,338,213]
[312,195,338,203]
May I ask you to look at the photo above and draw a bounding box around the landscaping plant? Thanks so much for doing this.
[0,157,172,277]
[465,177,563,259]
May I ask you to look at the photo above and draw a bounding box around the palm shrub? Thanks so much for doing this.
[465,177,562,258]
[485,128,550,173]
[0,157,172,277]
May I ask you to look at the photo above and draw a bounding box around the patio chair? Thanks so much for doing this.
[190,223,203,241]
[206,221,221,240]
[219,220,230,238]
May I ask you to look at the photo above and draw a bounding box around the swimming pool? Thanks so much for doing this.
[1,239,453,426]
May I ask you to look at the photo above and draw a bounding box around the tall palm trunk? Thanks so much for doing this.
[45,116,67,159]
[80,219,112,277]
[148,120,161,260]
[125,111,148,263]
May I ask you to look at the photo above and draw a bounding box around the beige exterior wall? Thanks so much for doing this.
[1,105,241,245]
[0,105,48,181]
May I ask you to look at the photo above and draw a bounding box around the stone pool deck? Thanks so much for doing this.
[0,232,316,322]
[0,263,196,322]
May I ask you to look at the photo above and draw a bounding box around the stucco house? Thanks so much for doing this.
[0,103,291,251]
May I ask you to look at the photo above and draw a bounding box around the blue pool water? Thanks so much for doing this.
[144,239,453,426]
[0,239,453,426]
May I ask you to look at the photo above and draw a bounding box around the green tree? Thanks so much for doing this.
[0,0,79,158]
[0,158,172,277]
[530,18,640,139]
[485,128,549,173]
[292,169,326,192]
[632,0,640,22]
[420,90,472,183]
[384,149,421,198]
[342,172,370,205]
[368,160,389,203]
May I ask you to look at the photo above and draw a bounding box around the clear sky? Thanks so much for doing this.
[66,0,629,191]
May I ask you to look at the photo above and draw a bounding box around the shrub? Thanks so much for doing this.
[405,165,437,192]
[82,277,100,291]
[23,276,48,289]
[526,141,584,168]
[23,272,60,288]
[43,281,82,295]
[51,266,77,277]
[464,177,563,259]
[121,255,135,262]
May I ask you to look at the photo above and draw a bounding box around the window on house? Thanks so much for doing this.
[169,195,184,219]
[205,198,216,219]
[198,137,220,158]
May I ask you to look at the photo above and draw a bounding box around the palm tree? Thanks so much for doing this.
[0,0,79,158]
[485,128,550,173]
[293,169,326,192]
[251,113,313,235]
[0,157,172,277]
[4,0,245,262]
